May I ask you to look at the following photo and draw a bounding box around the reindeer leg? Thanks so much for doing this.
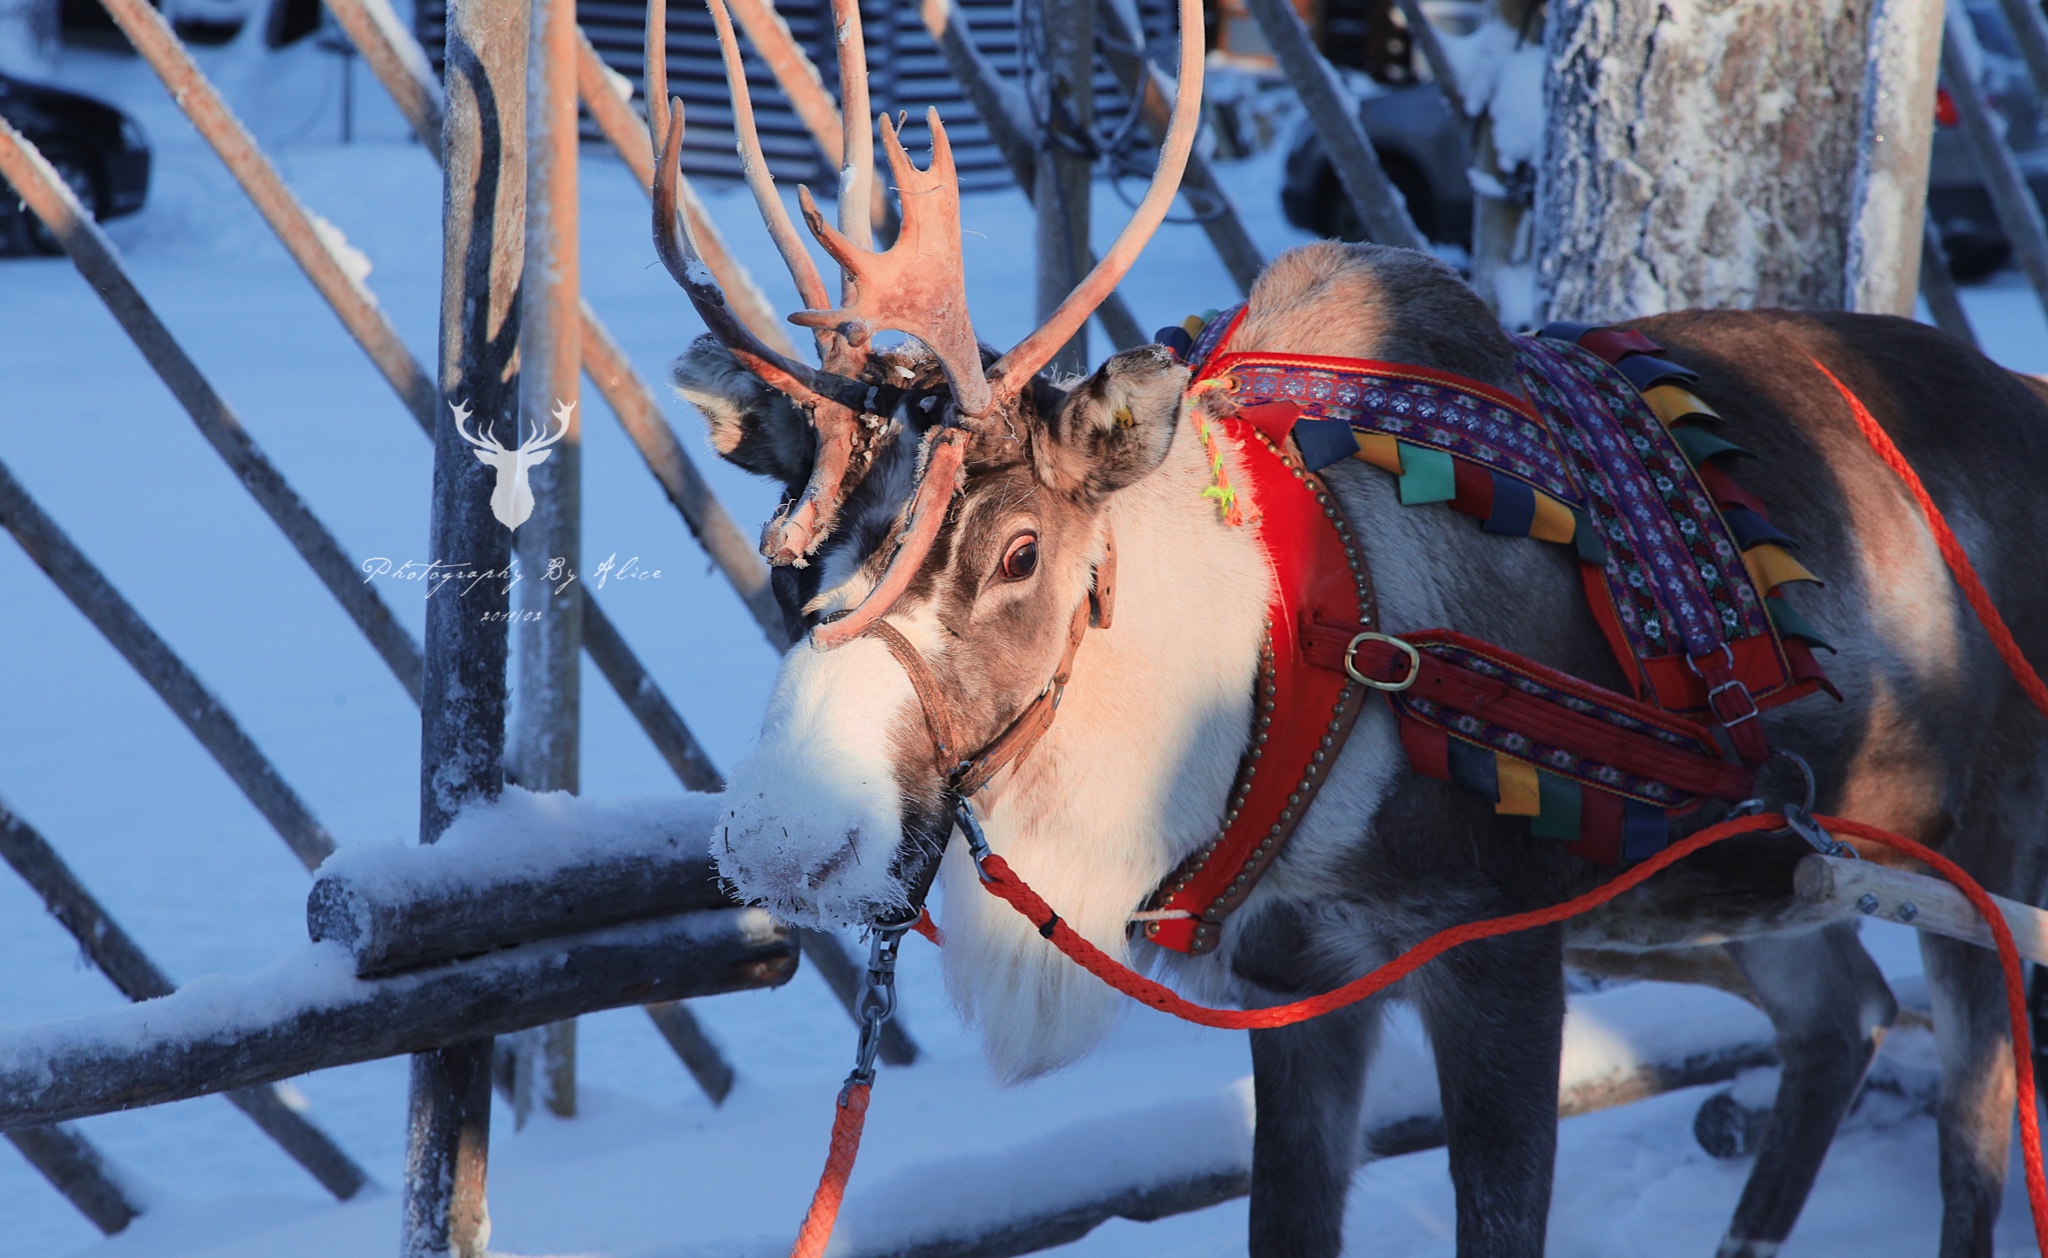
[1411,921,1566,1258]
[1716,921,1896,1257]
[1237,902,1384,1258]
[1923,931,2016,1258]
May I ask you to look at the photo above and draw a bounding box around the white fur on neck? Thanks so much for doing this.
[936,406,1272,1081]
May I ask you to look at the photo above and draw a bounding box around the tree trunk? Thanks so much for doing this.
[1537,0,1872,322]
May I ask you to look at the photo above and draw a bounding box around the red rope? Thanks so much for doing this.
[1811,357,2048,725]
[789,1081,870,1258]
[976,812,2045,1242]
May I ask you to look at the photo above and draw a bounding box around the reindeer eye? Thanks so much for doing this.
[999,534,1039,581]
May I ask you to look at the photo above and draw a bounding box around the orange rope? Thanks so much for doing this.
[976,811,2044,1242]
[789,1081,870,1258]
[1811,357,2048,725]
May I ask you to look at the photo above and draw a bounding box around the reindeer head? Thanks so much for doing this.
[454,399,572,531]
[647,0,1204,928]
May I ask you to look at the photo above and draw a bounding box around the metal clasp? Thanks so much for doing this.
[1783,802,1854,860]
[953,793,995,882]
[846,914,912,1095]
[1345,632,1422,692]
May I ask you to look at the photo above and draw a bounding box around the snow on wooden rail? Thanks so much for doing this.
[0,793,800,1132]
[308,790,733,976]
[821,982,1778,1258]
[0,908,792,1132]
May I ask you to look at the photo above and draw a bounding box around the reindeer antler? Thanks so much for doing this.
[791,111,990,417]
[644,0,1201,645]
[985,0,1204,401]
[644,0,866,415]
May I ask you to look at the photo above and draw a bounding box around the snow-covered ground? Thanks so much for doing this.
[1,27,2046,1258]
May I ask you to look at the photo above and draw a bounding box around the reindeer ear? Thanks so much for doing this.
[1033,343,1185,500]
[670,334,814,491]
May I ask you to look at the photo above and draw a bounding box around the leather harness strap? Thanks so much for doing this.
[859,524,1118,800]
[1313,625,1754,802]
[863,620,961,780]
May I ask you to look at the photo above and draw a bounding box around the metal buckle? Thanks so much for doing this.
[1731,750,1854,861]
[1705,678,1760,727]
[1345,632,1421,691]
[1686,644,1759,728]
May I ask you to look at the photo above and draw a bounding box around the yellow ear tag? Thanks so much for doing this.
[1112,404,1135,429]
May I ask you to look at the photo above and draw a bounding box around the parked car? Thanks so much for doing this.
[1281,1,2047,282]
[0,71,151,256]
[1279,78,1472,252]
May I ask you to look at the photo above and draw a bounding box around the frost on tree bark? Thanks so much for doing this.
[1537,0,1872,322]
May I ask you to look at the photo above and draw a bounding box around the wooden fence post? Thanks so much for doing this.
[916,0,1145,350]
[1942,6,2048,326]
[1033,0,1096,374]
[403,0,523,1244]
[509,0,582,1126]
[1245,0,1427,253]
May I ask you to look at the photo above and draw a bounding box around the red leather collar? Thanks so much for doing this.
[1140,411,1373,954]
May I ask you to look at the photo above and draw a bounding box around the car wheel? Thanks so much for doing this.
[25,147,101,257]
[1942,234,2011,284]
[1317,156,1438,245]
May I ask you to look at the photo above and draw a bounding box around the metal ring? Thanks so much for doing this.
[1345,632,1421,692]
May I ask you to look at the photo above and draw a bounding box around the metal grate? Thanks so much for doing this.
[413,0,1174,192]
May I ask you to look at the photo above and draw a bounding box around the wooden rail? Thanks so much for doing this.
[0,909,796,1132]
[1244,0,1427,252]
[3,1127,141,1235]
[0,116,425,702]
[0,797,370,1199]
[1942,6,2048,325]
[308,828,728,977]
[1919,216,1979,348]
[0,457,338,870]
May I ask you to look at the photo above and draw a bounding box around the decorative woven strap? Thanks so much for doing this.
[1308,626,1754,804]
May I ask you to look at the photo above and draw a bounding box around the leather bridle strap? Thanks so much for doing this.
[858,524,1116,798]
[863,620,962,780]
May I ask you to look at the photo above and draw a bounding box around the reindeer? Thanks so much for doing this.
[452,398,572,530]
[644,2,2048,1253]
